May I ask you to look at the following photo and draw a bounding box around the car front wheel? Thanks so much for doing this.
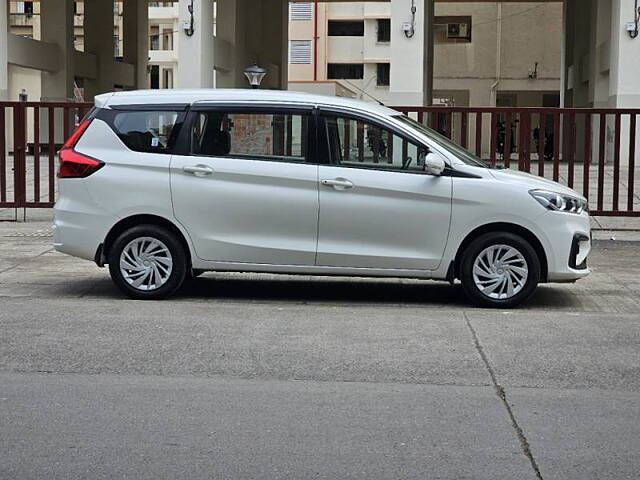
[460,232,540,308]
[108,225,188,300]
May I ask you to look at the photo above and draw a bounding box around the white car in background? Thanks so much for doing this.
[53,89,591,307]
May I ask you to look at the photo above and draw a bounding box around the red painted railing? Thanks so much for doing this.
[0,101,92,210]
[1,102,639,217]
[395,106,640,217]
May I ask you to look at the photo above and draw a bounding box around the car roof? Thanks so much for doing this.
[95,88,400,118]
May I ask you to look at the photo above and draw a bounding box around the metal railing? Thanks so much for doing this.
[0,101,92,211]
[395,106,640,217]
[1,102,639,217]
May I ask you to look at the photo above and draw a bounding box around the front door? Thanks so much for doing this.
[316,113,452,270]
[170,107,319,265]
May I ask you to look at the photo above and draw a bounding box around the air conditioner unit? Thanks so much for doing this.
[447,23,469,39]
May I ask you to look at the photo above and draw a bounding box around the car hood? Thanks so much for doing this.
[488,168,585,200]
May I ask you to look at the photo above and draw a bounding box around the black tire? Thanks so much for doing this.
[460,232,540,308]
[108,224,188,300]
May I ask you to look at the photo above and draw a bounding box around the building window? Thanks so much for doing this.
[289,40,312,64]
[328,21,364,37]
[162,68,174,89]
[162,28,173,50]
[434,16,472,43]
[327,63,364,80]
[150,25,160,50]
[150,65,160,89]
[376,63,390,86]
[15,2,33,15]
[289,2,313,21]
[377,19,390,43]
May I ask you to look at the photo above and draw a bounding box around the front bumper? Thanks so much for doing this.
[537,210,591,282]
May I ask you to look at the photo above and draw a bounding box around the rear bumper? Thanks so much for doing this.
[53,181,118,262]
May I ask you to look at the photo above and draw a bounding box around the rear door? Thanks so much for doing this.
[316,111,452,270]
[170,105,319,265]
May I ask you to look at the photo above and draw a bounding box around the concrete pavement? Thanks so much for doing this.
[0,214,639,479]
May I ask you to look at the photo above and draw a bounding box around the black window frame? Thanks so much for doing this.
[96,105,187,154]
[178,105,321,165]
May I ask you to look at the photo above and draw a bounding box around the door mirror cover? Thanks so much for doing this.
[424,152,446,176]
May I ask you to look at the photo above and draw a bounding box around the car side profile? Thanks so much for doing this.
[53,89,591,307]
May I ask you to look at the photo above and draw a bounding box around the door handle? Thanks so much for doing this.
[321,178,353,190]
[183,164,214,176]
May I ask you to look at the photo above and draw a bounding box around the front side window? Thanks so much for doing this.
[191,110,310,163]
[110,110,182,153]
[324,115,427,173]
[394,114,488,168]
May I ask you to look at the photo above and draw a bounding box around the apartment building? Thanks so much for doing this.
[148,2,180,90]
[288,1,563,107]
[6,0,125,101]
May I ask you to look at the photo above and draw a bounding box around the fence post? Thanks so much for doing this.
[12,103,26,213]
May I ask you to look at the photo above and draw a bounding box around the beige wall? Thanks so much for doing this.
[289,1,562,107]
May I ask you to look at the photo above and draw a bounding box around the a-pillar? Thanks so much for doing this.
[84,0,115,99]
[389,0,434,106]
[123,0,149,90]
[40,0,75,102]
[0,0,8,100]
[177,0,214,88]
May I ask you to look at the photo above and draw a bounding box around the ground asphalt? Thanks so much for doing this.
[0,213,639,479]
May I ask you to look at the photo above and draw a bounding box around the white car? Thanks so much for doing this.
[54,89,591,307]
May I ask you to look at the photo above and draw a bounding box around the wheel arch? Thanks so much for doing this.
[452,222,548,282]
[98,214,192,268]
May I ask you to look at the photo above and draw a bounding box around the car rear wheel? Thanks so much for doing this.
[460,232,540,308]
[108,225,188,300]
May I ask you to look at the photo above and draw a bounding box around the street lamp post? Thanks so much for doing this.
[243,64,267,89]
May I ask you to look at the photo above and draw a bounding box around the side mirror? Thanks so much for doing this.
[423,151,446,176]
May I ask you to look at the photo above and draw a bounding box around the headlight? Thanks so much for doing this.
[530,189,588,214]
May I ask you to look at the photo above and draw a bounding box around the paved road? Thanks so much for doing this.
[1,223,639,479]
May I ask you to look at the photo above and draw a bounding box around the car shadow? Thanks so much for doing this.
[78,272,583,310]
[177,274,468,306]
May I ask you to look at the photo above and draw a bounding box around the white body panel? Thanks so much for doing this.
[316,166,452,270]
[170,155,319,265]
[54,89,591,291]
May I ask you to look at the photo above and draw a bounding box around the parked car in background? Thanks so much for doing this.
[54,89,591,307]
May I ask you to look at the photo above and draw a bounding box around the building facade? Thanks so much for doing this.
[288,1,563,108]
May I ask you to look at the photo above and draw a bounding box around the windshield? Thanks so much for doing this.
[393,115,489,168]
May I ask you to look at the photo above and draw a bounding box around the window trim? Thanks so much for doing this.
[179,105,319,165]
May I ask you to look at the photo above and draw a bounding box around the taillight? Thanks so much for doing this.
[57,120,104,178]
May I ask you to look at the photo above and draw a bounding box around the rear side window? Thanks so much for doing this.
[190,110,310,163]
[103,109,183,153]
